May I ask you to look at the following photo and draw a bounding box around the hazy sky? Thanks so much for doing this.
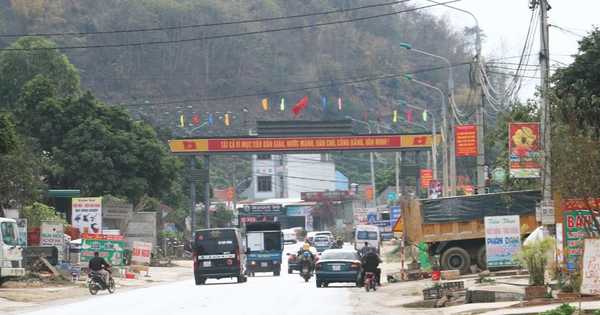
[415,0,600,101]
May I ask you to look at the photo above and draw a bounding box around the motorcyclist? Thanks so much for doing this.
[360,241,371,258]
[297,243,314,272]
[360,246,382,287]
[89,251,111,287]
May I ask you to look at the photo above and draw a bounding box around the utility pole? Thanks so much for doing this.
[475,24,485,194]
[537,0,554,225]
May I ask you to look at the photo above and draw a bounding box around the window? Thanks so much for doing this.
[256,154,271,160]
[257,176,272,192]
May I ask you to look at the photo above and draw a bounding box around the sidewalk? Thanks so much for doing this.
[376,244,600,315]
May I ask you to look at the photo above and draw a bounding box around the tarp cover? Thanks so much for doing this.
[245,221,281,232]
[422,190,541,223]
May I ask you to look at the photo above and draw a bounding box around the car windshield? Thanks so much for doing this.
[1,221,20,246]
[357,231,378,240]
[320,250,356,261]
[195,229,238,255]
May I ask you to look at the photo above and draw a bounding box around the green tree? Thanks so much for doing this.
[551,27,600,136]
[0,114,18,154]
[213,204,234,228]
[21,202,66,227]
[0,137,50,209]
[0,36,80,108]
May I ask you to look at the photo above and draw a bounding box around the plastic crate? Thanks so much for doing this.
[443,281,464,291]
[422,288,443,300]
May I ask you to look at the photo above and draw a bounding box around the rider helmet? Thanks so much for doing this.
[370,246,377,253]
[303,243,310,249]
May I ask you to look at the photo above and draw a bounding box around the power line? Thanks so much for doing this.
[2,1,460,51]
[0,1,409,38]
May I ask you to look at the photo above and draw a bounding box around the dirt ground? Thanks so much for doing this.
[0,259,194,309]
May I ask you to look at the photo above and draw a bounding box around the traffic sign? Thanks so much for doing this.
[392,216,403,232]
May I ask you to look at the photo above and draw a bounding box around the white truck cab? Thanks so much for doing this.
[0,217,25,285]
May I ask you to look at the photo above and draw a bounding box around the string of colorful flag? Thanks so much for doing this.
[178,95,427,127]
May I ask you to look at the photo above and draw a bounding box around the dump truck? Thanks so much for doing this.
[401,190,542,274]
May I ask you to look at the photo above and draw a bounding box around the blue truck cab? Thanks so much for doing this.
[245,221,283,277]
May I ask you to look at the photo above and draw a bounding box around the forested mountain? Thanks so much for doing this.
[1,0,480,138]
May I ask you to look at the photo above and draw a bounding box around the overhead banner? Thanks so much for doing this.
[455,124,477,156]
[169,134,441,153]
[509,123,540,178]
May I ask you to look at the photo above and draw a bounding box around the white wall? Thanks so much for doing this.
[286,154,335,198]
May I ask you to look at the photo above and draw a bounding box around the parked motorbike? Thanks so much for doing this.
[299,259,313,282]
[87,267,116,295]
[364,271,378,292]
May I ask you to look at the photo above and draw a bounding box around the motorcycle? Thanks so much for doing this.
[364,271,378,292]
[298,259,313,282]
[87,267,116,295]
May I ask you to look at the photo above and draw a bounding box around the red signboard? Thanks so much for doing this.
[81,233,125,241]
[420,169,433,187]
[227,187,234,200]
[455,124,477,156]
[170,134,441,153]
[365,187,373,200]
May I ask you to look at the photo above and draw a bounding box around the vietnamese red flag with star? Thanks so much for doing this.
[183,141,197,150]
[193,114,199,126]
[292,94,308,116]
[407,110,412,122]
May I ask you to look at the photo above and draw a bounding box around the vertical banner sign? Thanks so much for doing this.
[80,233,124,268]
[15,219,27,247]
[353,208,370,225]
[420,169,433,187]
[509,123,540,178]
[41,220,65,261]
[72,197,103,235]
[580,238,600,295]
[131,241,152,272]
[428,179,443,199]
[365,187,373,200]
[227,187,234,200]
[455,124,477,156]
[484,215,521,267]
[563,199,599,271]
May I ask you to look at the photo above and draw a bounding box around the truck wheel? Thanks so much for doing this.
[288,268,293,274]
[440,247,470,275]
[476,245,487,271]
[194,276,206,285]
[273,270,280,276]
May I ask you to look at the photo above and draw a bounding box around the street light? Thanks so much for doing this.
[423,0,484,195]
[369,121,406,201]
[344,116,377,208]
[401,74,448,195]
[189,122,209,137]
[397,117,429,132]
[398,100,438,180]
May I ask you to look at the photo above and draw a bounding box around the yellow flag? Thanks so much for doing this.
[262,99,268,110]
[225,114,230,126]
[180,115,184,126]
[393,110,397,122]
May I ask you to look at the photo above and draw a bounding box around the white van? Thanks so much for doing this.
[353,225,381,255]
